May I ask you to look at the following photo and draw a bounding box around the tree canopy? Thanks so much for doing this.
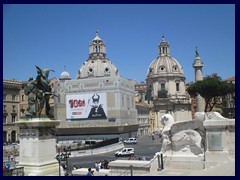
[187,77,235,112]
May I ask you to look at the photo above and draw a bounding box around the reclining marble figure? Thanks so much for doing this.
[160,114,205,156]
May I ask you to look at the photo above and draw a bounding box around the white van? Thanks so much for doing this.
[115,148,134,157]
[123,138,137,144]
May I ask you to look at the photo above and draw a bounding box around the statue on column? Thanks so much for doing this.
[24,65,56,117]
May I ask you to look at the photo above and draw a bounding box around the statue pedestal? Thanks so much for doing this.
[163,155,204,170]
[15,117,61,176]
[203,112,231,168]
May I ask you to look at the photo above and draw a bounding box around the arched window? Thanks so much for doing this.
[11,131,16,142]
[161,83,165,91]
[176,82,180,91]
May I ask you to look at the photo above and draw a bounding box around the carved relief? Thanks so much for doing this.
[19,127,56,138]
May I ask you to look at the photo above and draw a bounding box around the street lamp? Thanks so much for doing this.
[55,146,71,176]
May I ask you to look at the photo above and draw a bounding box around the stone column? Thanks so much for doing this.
[193,50,205,112]
[203,112,233,168]
[15,117,61,176]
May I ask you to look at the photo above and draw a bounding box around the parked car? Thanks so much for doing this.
[115,148,134,157]
[123,138,137,144]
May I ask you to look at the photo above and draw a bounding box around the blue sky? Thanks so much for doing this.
[3,4,235,83]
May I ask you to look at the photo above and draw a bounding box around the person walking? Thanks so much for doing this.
[152,133,155,141]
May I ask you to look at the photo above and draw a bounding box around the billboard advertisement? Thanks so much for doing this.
[66,93,107,120]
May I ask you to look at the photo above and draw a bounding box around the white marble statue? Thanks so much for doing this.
[161,114,175,133]
[160,114,204,156]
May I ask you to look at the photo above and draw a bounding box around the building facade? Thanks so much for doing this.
[135,101,150,136]
[3,79,22,143]
[134,82,150,136]
[53,31,138,140]
[185,81,197,119]
[146,36,192,132]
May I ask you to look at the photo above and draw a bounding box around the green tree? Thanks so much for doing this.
[187,77,235,112]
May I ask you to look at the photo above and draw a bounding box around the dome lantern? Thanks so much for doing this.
[76,31,119,79]
[89,30,106,59]
[158,35,170,56]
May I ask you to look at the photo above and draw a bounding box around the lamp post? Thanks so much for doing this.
[55,146,71,176]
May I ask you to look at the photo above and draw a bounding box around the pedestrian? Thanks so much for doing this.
[152,133,155,141]
[3,162,6,170]
[86,167,92,176]
[91,170,94,176]
[98,161,101,170]
[6,161,11,169]
[10,154,14,162]
[94,161,99,171]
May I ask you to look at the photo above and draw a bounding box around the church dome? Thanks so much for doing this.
[147,36,185,79]
[60,67,71,80]
[76,58,119,79]
[147,56,184,78]
[76,31,119,79]
[146,36,188,100]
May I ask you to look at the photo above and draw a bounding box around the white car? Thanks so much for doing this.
[115,148,134,157]
[123,138,137,144]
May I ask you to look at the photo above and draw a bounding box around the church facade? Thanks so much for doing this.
[53,31,138,140]
[146,36,192,132]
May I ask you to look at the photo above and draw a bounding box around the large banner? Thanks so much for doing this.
[66,93,107,120]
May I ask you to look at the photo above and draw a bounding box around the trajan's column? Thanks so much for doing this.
[193,47,205,112]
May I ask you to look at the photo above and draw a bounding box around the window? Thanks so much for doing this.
[12,95,16,101]
[176,82,180,91]
[160,66,165,71]
[22,94,24,101]
[12,105,16,112]
[88,68,93,74]
[3,94,6,100]
[161,83,165,91]
[12,115,16,123]
[20,106,25,116]
[3,105,6,112]
[3,116,7,124]
[173,66,178,71]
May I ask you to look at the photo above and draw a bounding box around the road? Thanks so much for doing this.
[67,134,162,170]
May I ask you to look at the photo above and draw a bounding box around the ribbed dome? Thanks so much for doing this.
[60,70,71,80]
[76,58,119,79]
[147,56,184,78]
